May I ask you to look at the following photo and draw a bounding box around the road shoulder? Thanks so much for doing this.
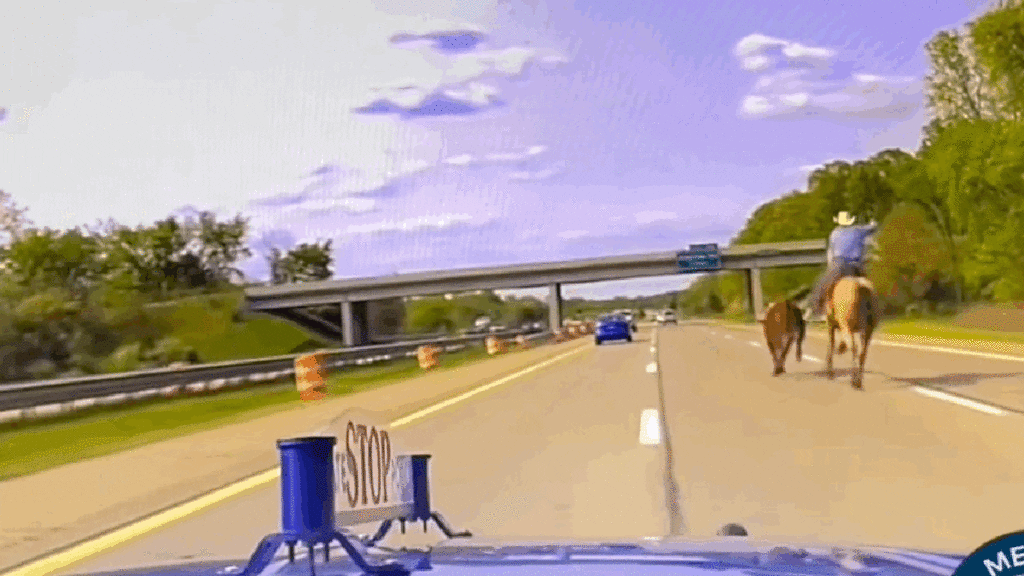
[0,338,587,574]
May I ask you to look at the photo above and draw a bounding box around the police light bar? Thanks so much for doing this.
[237,410,471,576]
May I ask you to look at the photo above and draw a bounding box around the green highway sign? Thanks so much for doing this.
[677,243,722,272]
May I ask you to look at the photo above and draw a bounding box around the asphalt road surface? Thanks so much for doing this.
[57,323,1024,575]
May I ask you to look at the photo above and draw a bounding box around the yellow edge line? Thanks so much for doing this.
[1,341,589,576]
[3,468,281,576]
[390,343,589,428]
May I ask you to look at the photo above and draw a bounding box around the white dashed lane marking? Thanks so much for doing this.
[639,408,662,445]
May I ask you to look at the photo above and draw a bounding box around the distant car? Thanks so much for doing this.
[657,310,678,325]
[519,322,543,334]
[621,312,638,332]
[595,314,632,345]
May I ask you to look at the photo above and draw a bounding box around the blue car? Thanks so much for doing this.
[595,314,632,345]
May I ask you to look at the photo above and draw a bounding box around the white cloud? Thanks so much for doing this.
[741,55,772,72]
[557,229,589,240]
[356,22,569,118]
[733,33,921,121]
[733,33,835,72]
[444,81,501,106]
[634,210,677,225]
[442,46,567,85]
[389,19,488,53]
[246,155,434,221]
[443,154,475,166]
[442,144,549,167]
[509,160,566,181]
[734,34,788,58]
[344,212,487,235]
[285,197,378,214]
[782,42,835,64]
[798,161,837,174]
[780,92,811,107]
[740,96,772,116]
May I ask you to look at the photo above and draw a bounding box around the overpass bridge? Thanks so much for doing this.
[244,239,827,346]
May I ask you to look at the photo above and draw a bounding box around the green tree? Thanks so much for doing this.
[3,228,105,296]
[970,0,1024,120]
[287,240,333,282]
[0,190,32,247]
[869,203,954,312]
[269,240,333,283]
[924,29,1002,124]
[406,301,456,334]
[193,211,252,285]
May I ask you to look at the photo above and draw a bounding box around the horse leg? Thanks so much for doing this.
[853,329,869,390]
[844,325,860,389]
[825,324,836,380]
[856,309,877,391]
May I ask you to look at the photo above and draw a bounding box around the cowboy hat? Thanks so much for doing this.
[833,211,856,225]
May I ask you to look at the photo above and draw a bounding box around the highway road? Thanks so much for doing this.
[54,322,1024,575]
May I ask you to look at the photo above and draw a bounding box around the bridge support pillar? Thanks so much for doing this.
[340,301,370,347]
[548,283,562,332]
[745,267,764,319]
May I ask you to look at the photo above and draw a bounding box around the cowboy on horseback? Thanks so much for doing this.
[805,211,877,322]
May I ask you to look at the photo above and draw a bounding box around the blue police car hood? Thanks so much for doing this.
[65,536,967,576]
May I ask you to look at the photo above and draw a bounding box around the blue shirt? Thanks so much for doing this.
[829,224,876,263]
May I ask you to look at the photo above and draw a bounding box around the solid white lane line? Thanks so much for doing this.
[877,339,1024,363]
[914,387,1006,416]
[714,322,1024,363]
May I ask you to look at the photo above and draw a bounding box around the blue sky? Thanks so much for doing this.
[0,0,989,299]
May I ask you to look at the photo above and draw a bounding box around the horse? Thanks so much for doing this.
[824,276,879,389]
[758,299,806,376]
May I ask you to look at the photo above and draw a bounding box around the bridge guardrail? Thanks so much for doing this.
[0,329,549,415]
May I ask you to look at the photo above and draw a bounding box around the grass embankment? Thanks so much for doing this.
[0,345,498,481]
[146,292,327,362]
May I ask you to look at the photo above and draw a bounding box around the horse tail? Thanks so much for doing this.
[797,306,806,361]
[789,286,812,304]
[856,283,876,334]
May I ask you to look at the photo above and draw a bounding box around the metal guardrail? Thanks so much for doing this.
[0,329,550,416]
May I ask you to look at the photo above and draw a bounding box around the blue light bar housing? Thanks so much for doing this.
[236,436,470,576]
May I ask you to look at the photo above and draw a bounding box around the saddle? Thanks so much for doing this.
[820,268,865,313]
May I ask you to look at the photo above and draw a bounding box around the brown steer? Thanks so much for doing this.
[759,300,806,376]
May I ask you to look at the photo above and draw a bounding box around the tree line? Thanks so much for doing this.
[679,0,1024,317]
[0,193,335,381]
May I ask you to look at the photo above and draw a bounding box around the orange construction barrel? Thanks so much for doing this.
[295,353,328,402]
[485,336,504,355]
[417,345,440,370]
